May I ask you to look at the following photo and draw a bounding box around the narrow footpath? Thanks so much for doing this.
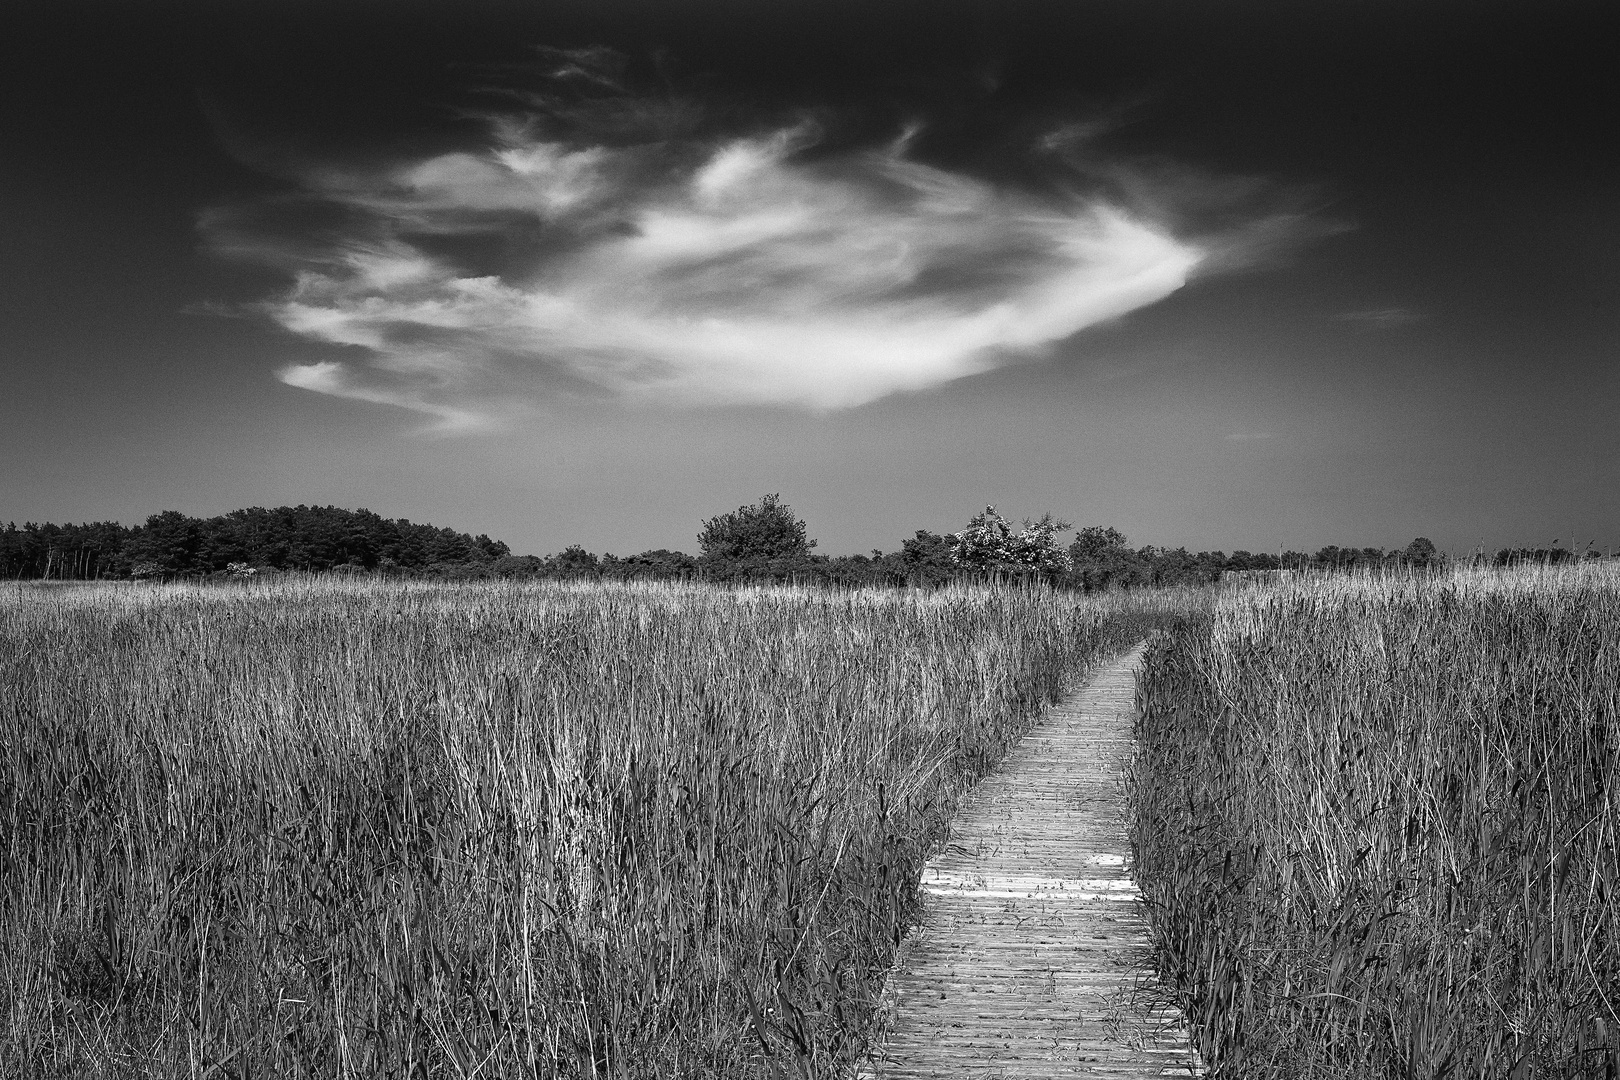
[861,645,1203,1078]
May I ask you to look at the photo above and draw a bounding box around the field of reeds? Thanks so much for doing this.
[0,576,1183,1079]
[1131,565,1620,1077]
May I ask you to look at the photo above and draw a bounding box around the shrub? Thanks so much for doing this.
[948,507,1072,578]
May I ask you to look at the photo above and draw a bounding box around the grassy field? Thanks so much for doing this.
[17,566,1607,1079]
[1132,565,1620,1077]
[0,577,1183,1079]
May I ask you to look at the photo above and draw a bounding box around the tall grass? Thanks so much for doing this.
[1,576,1175,1078]
[1131,565,1620,1077]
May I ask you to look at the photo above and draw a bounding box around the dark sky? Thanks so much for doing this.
[3,0,1616,557]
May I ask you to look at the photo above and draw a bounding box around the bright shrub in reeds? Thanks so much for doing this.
[1131,565,1620,1078]
[0,577,1169,1078]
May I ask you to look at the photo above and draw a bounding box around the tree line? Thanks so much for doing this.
[2,496,1480,588]
[0,506,510,581]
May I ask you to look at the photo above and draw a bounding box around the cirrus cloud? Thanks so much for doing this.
[1337,307,1422,329]
[208,89,1236,430]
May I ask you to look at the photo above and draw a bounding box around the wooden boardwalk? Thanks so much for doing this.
[860,646,1202,1078]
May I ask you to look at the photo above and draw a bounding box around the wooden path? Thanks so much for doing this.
[860,646,1202,1078]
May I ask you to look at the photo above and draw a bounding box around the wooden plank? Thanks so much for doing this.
[860,646,1203,1078]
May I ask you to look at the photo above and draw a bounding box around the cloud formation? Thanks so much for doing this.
[211,91,1219,428]
[1337,307,1422,329]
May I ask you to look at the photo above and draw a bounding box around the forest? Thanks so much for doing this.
[0,496,1556,588]
[0,506,510,581]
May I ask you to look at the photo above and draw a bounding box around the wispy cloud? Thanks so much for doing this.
[279,360,487,432]
[1337,307,1422,329]
[205,60,1299,429]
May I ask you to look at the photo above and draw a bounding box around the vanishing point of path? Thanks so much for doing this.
[861,645,1203,1078]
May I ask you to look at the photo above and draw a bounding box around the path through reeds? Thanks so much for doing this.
[0,577,1193,1079]
[863,646,1202,1078]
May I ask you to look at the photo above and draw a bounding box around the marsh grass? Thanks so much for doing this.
[1132,564,1620,1077]
[0,576,1177,1078]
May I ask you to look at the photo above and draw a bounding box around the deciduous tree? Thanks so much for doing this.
[697,494,817,563]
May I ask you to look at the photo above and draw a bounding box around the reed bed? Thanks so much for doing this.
[1131,564,1620,1077]
[0,576,1176,1078]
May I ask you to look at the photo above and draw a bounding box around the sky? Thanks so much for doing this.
[2,0,1616,558]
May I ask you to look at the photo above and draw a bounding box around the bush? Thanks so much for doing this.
[948,507,1072,579]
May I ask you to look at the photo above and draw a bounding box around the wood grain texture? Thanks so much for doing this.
[860,646,1203,1078]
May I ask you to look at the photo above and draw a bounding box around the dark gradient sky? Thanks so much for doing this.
[3,0,1616,558]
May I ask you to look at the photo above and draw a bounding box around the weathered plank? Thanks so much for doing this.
[861,646,1202,1078]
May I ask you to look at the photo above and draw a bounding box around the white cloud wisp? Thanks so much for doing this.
[229,121,1207,427]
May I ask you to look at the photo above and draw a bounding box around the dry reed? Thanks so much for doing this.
[0,576,1176,1078]
[1131,564,1620,1077]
